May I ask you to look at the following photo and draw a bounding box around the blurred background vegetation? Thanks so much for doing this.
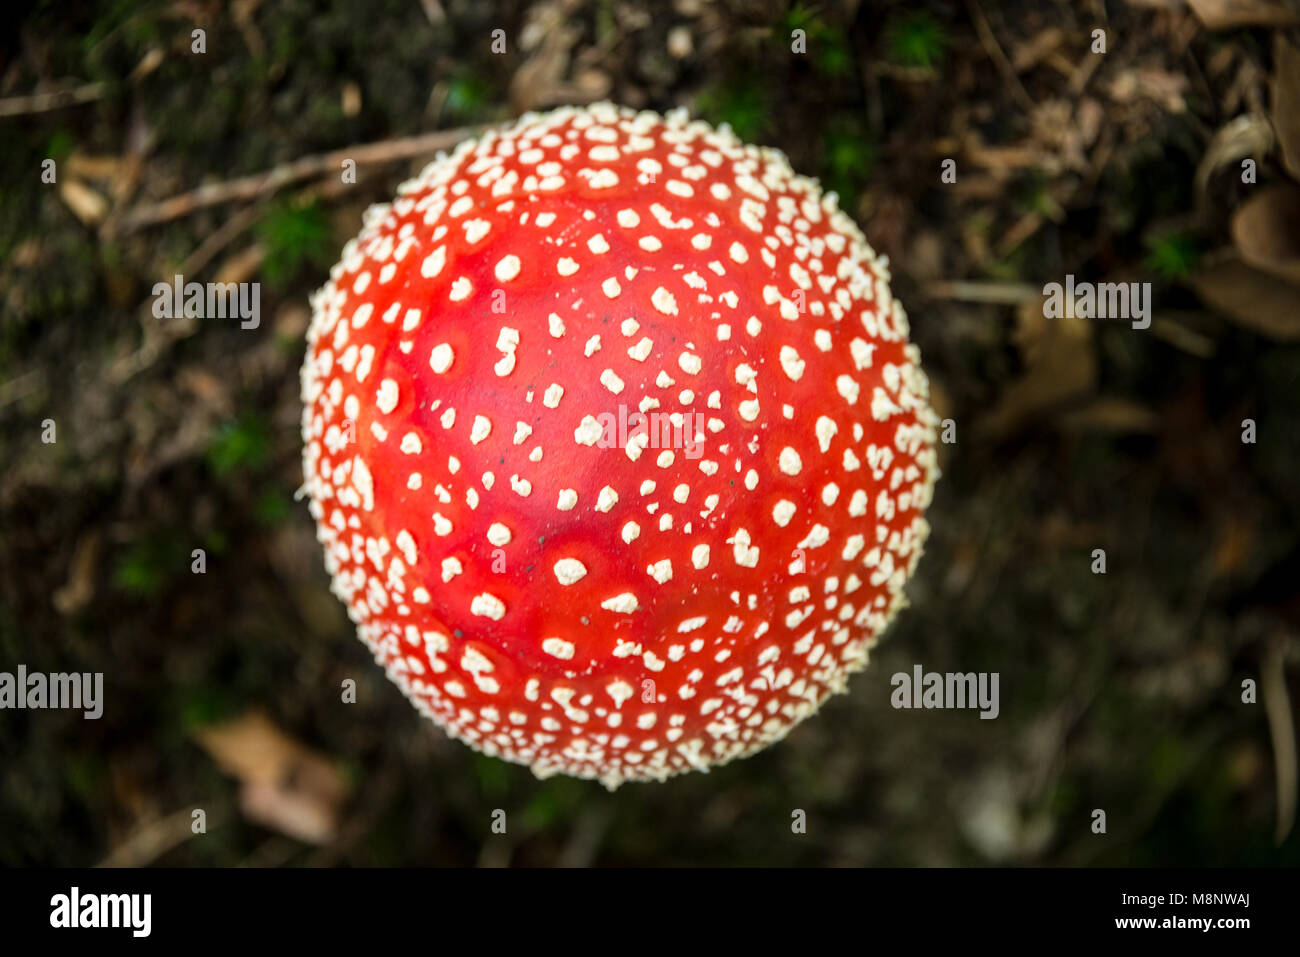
[2,0,1299,866]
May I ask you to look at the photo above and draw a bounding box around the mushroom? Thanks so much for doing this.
[300,103,940,787]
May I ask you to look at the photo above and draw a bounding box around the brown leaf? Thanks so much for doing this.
[64,153,123,182]
[128,47,165,82]
[58,179,109,226]
[1211,512,1256,579]
[1106,68,1188,113]
[52,531,102,615]
[195,709,348,845]
[1272,34,1300,181]
[214,242,265,286]
[9,239,42,268]
[1190,251,1300,341]
[1011,27,1066,72]
[509,2,579,113]
[341,81,362,118]
[1231,183,1300,283]
[1058,398,1162,434]
[1194,113,1273,198]
[964,141,1045,176]
[176,366,234,413]
[1186,0,1300,29]
[980,301,1096,437]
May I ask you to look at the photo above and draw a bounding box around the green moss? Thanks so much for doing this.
[113,535,187,597]
[985,246,1029,281]
[472,752,514,800]
[821,118,876,202]
[780,3,853,77]
[255,487,291,526]
[442,71,492,123]
[204,529,229,556]
[522,777,588,831]
[884,11,947,71]
[177,685,243,734]
[1143,231,1200,280]
[258,199,332,289]
[594,0,617,45]
[45,129,75,161]
[64,754,104,803]
[695,78,772,144]
[207,414,272,476]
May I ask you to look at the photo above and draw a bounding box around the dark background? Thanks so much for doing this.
[2,0,1299,867]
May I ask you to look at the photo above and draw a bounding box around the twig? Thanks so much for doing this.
[1262,636,1297,845]
[175,204,265,279]
[0,82,105,118]
[964,0,1036,114]
[556,803,614,868]
[418,0,447,25]
[1148,314,1215,358]
[115,125,482,233]
[175,175,354,284]
[97,804,224,867]
[923,280,1039,304]
[996,211,1045,258]
[0,367,42,409]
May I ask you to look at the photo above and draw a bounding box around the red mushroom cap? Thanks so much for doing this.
[301,103,939,787]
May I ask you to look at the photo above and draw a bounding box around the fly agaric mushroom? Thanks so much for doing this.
[300,103,939,787]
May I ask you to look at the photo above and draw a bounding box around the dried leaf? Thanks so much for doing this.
[1011,27,1065,72]
[1273,34,1300,181]
[1190,252,1300,341]
[195,709,348,845]
[1211,512,1256,579]
[417,0,446,25]
[9,239,42,268]
[1186,0,1300,29]
[1194,113,1273,198]
[52,531,102,615]
[341,81,362,118]
[1106,68,1188,113]
[1058,398,1162,434]
[214,242,265,286]
[128,47,165,82]
[64,153,123,181]
[980,301,1096,437]
[964,142,1045,176]
[59,179,109,226]
[1231,183,1300,283]
[176,366,234,411]
[510,2,578,113]
[1031,98,1103,173]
